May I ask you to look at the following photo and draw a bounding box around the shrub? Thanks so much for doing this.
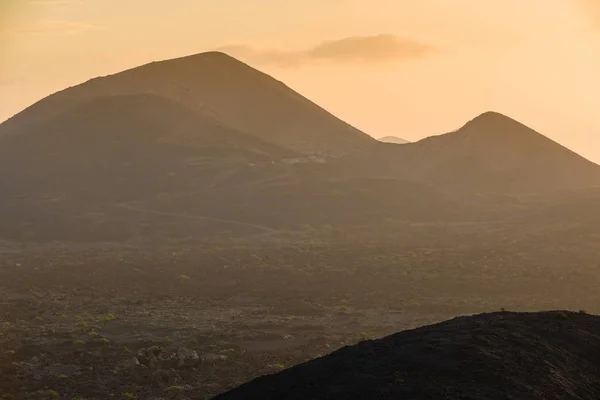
[358,332,372,342]
[271,363,285,371]
[103,314,116,322]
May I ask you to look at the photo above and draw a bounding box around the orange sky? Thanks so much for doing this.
[1,0,599,162]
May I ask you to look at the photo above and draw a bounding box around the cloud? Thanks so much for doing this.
[8,20,100,35]
[309,35,432,61]
[216,34,435,67]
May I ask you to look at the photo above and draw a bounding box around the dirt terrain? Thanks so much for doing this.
[1,220,600,399]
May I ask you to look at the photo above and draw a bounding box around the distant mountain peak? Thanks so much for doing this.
[473,110,510,120]
[378,136,410,144]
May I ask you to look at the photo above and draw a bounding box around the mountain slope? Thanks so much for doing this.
[388,112,600,193]
[2,51,598,242]
[0,51,375,155]
[0,93,303,241]
[0,92,459,242]
[215,311,600,400]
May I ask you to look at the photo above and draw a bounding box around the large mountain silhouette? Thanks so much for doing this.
[1,52,599,242]
[0,51,374,155]
[0,74,455,242]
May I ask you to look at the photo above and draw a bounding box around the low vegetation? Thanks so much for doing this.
[0,221,599,398]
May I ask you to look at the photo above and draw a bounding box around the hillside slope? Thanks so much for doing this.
[0,93,301,241]
[0,51,374,155]
[0,93,298,193]
[215,311,600,400]
[0,92,459,242]
[388,112,600,193]
[1,52,598,242]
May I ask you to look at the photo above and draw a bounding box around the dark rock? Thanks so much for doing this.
[159,351,179,369]
[136,346,162,367]
[176,347,200,368]
[123,357,140,369]
[151,368,182,385]
[214,311,600,400]
[202,353,228,363]
[147,355,159,369]
[48,363,80,376]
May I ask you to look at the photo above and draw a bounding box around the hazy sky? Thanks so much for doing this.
[1,0,600,162]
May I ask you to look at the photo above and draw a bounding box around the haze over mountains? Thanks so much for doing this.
[0,52,373,156]
[3,49,600,400]
[388,111,600,193]
[378,136,410,144]
[1,51,599,242]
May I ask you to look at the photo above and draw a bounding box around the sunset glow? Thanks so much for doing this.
[1,0,599,161]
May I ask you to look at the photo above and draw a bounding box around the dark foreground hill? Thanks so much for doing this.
[215,311,600,400]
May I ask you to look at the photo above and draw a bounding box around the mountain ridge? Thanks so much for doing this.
[0,51,375,155]
[385,111,600,193]
[1,52,600,242]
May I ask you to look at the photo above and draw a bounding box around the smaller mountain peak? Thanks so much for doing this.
[470,111,514,123]
[478,111,506,118]
[461,111,527,133]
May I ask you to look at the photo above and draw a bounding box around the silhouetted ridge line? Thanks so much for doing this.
[215,311,600,400]
[0,51,375,155]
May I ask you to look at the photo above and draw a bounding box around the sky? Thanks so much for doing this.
[1,0,600,162]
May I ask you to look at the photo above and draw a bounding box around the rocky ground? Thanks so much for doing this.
[1,225,599,399]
